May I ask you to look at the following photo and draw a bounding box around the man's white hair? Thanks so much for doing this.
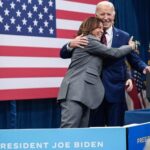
[96,1,115,15]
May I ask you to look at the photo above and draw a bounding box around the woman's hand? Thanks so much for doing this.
[69,34,88,48]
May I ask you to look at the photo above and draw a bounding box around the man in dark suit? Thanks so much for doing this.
[58,17,135,128]
[60,1,150,126]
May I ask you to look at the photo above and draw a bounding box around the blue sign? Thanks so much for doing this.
[128,122,150,150]
[0,127,126,150]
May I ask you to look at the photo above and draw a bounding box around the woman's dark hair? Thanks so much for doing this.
[77,17,103,36]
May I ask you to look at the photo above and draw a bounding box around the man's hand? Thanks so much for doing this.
[125,79,133,92]
[143,66,150,74]
[128,36,136,50]
[69,34,88,48]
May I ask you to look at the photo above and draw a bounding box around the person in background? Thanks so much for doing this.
[57,17,136,128]
[59,1,150,126]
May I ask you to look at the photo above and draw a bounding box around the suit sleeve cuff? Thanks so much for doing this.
[66,43,73,51]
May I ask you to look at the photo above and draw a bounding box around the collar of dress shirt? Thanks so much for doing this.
[105,26,113,47]
[105,26,113,36]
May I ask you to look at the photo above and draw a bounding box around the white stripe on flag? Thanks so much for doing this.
[0,56,70,68]
[56,0,95,14]
[57,19,81,30]
[0,34,70,48]
[0,77,63,89]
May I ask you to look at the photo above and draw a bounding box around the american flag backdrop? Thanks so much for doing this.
[0,0,103,100]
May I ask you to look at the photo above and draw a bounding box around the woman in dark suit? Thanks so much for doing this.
[57,17,135,128]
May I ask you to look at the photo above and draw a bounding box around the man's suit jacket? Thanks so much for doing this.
[60,28,147,103]
[57,35,132,109]
[102,28,147,103]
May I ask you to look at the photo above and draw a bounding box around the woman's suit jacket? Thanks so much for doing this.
[57,35,132,109]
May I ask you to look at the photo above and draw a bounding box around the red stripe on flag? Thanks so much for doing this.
[56,10,94,21]
[57,29,77,38]
[0,88,59,100]
[67,0,107,5]
[0,46,60,57]
[0,68,67,78]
